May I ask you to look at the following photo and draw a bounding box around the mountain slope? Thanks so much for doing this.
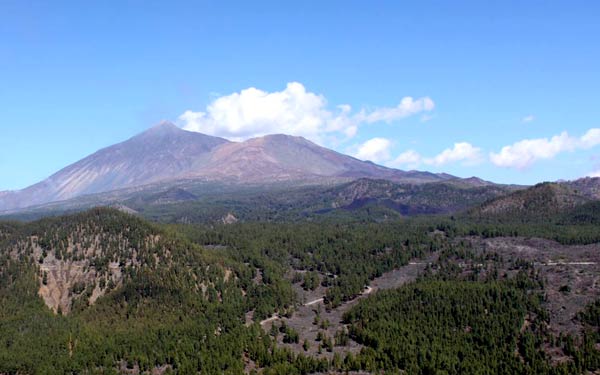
[325,178,512,215]
[467,182,592,222]
[0,123,453,211]
[0,122,229,211]
[200,134,445,183]
[0,207,272,373]
[564,177,600,200]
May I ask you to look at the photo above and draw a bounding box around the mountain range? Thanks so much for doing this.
[0,121,455,212]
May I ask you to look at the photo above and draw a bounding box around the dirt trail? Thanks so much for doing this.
[538,261,596,266]
[260,298,325,326]
[304,297,324,306]
[259,315,280,326]
[260,273,382,325]
[261,253,437,358]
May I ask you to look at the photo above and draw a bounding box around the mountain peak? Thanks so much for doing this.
[144,121,181,134]
[0,125,456,212]
[263,133,306,140]
[249,133,312,145]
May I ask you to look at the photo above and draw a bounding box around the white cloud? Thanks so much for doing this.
[357,97,435,124]
[352,138,392,163]
[420,114,435,123]
[490,132,576,169]
[386,142,483,169]
[389,150,422,169]
[424,142,483,166]
[581,128,600,148]
[490,129,600,169]
[178,82,434,143]
[522,115,535,123]
[389,143,482,168]
[587,170,600,178]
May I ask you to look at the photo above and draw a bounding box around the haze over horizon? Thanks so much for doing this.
[2,1,599,189]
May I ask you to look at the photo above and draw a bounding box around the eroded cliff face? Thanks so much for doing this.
[11,233,235,314]
[19,235,140,314]
[37,252,125,314]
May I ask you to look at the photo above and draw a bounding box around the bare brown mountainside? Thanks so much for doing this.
[0,122,453,211]
[199,134,445,182]
[0,122,228,211]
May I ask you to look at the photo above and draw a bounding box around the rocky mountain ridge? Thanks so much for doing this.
[0,122,453,211]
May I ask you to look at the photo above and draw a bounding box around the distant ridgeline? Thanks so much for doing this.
[1,176,518,224]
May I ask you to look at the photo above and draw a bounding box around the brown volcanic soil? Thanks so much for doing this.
[262,253,438,360]
[469,237,600,337]
[260,236,599,364]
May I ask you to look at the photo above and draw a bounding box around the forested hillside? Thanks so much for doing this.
[0,208,444,373]
[467,182,590,223]
[1,206,599,374]
[0,208,257,373]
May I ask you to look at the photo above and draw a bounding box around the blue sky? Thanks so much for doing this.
[1,1,599,190]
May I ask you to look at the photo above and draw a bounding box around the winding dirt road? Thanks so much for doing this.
[259,276,383,325]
